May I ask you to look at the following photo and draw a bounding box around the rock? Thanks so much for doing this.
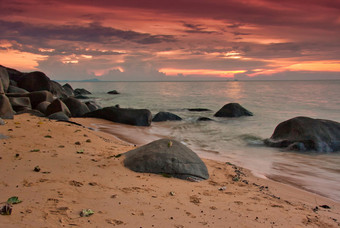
[74,88,91,96]
[0,133,8,139]
[16,109,45,117]
[63,97,90,117]
[0,118,5,125]
[188,108,211,112]
[124,139,209,181]
[50,81,68,99]
[45,99,71,117]
[62,83,74,97]
[9,80,17,87]
[84,106,152,126]
[85,101,102,112]
[214,103,253,117]
[264,116,340,152]
[0,94,15,119]
[48,111,69,121]
[75,95,90,99]
[197,117,213,121]
[17,71,51,92]
[152,112,182,122]
[107,90,119,94]
[7,85,28,94]
[0,66,10,93]
[28,91,54,108]
[35,101,51,114]
[8,97,31,112]
[0,80,3,94]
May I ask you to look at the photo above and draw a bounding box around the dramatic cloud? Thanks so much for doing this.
[0,0,339,80]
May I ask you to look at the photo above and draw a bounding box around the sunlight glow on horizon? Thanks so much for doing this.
[160,68,247,77]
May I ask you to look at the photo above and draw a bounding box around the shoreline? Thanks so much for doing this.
[73,117,340,204]
[1,114,340,227]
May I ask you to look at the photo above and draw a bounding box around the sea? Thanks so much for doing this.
[67,80,340,202]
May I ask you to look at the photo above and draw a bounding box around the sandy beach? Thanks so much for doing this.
[1,113,339,227]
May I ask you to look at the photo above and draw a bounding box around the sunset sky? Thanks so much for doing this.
[1,0,340,81]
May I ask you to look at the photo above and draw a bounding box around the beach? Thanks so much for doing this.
[1,113,339,227]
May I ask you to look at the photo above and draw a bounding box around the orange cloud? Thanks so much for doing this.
[0,49,47,71]
[286,61,340,72]
[160,68,246,77]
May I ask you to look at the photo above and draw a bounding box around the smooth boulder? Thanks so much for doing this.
[9,97,31,112]
[45,99,71,117]
[0,66,10,93]
[48,112,69,121]
[36,101,51,115]
[0,94,15,119]
[84,106,152,126]
[152,112,182,122]
[50,81,69,99]
[17,71,51,92]
[214,103,253,117]
[124,139,209,181]
[264,116,340,152]
[63,97,90,117]
[62,83,74,97]
[7,85,28,94]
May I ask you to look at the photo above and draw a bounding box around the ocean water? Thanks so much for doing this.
[68,80,340,202]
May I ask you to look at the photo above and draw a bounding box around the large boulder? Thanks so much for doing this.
[45,99,71,117]
[264,116,340,152]
[84,106,152,126]
[0,66,10,93]
[214,103,253,117]
[17,71,51,92]
[152,112,182,122]
[7,85,28,94]
[62,83,74,97]
[63,97,90,117]
[124,139,209,181]
[50,81,68,99]
[9,97,31,112]
[2,65,24,82]
[0,94,15,119]
[85,101,102,112]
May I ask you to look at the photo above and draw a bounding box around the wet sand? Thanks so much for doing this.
[0,114,339,227]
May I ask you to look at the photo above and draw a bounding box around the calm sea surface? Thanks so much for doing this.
[68,80,340,202]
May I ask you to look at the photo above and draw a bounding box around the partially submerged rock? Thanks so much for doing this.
[63,97,90,117]
[214,103,253,117]
[152,112,182,122]
[264,116,340,152]
[124,139,209,181]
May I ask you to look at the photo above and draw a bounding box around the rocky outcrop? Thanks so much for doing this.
[0,94,15,119]
[152,112,182,122]
[17,71,51,92]
[63,97,90,117]
[214,103,253,117]
[264,116,340,152]
[124,139,209,181]
[84,106,152,126]
[45,99,71,117]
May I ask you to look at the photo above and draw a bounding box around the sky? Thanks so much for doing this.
[0,0,340,81]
